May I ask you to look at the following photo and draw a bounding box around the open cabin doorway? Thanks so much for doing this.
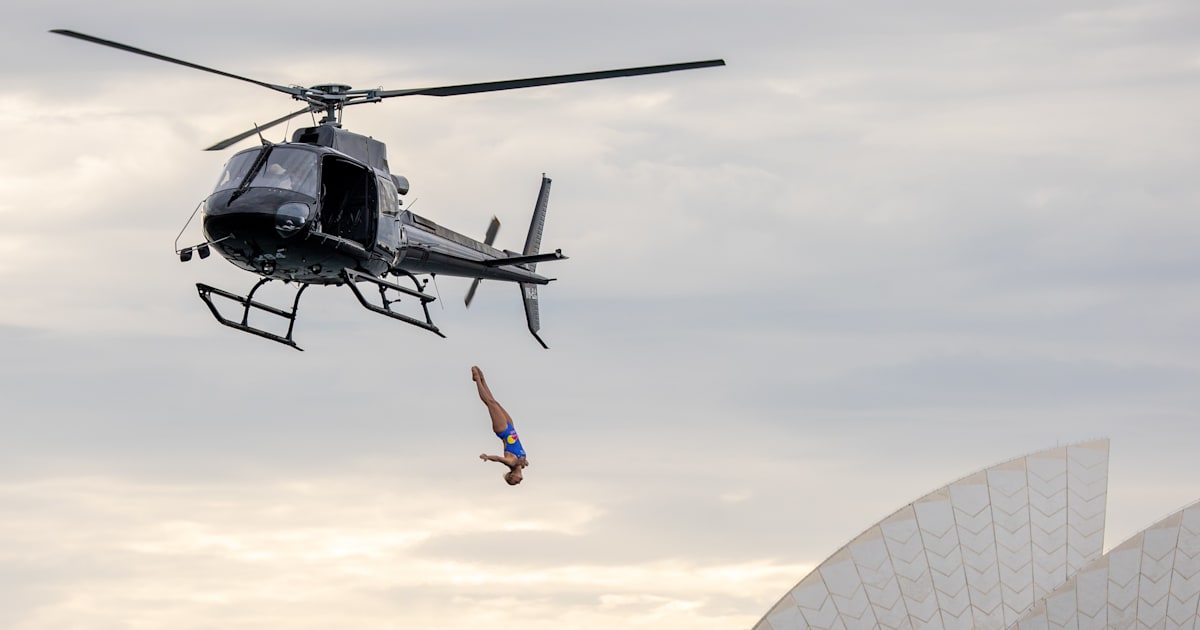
[319,157,377,247]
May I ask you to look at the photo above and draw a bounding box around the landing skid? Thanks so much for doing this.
[342,269,445,338]
[195,270,444,350]
[196,279,309,351]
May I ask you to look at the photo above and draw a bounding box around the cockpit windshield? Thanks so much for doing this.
[250,147,320,198]
[211,147,321,198]
[213,149,261,192]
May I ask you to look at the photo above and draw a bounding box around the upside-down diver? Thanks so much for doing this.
[473,366,529,486]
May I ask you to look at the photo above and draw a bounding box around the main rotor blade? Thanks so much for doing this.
[375,59,725,99]
[205,106,315,151]
[50,29,302,98]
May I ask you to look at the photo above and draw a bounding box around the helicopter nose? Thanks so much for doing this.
[204,189,315,238]
[201,189,320,271]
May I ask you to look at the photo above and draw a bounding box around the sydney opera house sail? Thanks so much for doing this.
[1011,499,1200,630]
[754,439,1111,630]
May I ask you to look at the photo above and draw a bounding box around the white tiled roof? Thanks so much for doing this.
[1010,499,1200,630]
[754,439,1110,630]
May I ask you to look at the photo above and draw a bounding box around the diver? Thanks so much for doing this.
[473,366,529,486]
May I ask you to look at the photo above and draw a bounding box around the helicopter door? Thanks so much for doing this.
[318,157,378,247]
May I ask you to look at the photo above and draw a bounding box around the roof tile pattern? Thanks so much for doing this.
[754,440,1110,630]
[1011,500,1200,630]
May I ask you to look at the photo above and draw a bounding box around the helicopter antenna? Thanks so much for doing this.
[429,273,444,310]
[282,116,296,143]
[255,123,269,146]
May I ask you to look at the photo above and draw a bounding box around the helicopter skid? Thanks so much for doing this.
[196,279,309,351]
[343,269,445,338]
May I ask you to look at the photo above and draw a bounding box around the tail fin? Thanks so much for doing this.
[521,175,552,349]
[523,175,551,262]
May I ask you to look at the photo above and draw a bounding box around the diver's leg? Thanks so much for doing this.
[473,366,513,433]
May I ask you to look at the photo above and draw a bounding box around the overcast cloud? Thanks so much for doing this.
[2,1,1200,628]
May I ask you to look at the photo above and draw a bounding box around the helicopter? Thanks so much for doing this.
[51,29,724,350]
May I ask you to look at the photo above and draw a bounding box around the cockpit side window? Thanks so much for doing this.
[249,147,320,198]
[377,176,400,216]
[213,149,261,192]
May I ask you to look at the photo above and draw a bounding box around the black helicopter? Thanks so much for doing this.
[52,29,724,350]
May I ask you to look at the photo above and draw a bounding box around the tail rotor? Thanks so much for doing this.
[464,216,501,307]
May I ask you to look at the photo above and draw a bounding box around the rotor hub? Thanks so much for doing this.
[310,83,352,95]
[300,85,355,126]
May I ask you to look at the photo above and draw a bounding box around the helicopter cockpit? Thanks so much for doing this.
[205,143,378,252]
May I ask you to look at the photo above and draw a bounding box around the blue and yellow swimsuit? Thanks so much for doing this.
[495,421,527,459]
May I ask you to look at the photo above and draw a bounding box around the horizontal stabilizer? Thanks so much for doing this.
[482,249,567,268]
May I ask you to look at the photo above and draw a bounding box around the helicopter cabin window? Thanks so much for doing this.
[377,176,400,216]
[318,157,378,246]
[249,147,320,198]
[212,148,261,192]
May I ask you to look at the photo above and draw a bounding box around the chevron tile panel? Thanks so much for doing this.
[1011,500,1200,630]
[753,440,1110,630]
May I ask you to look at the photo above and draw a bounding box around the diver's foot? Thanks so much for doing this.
[471,366,483,382]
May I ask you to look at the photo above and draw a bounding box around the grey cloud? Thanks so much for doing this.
[779,354,1198,410]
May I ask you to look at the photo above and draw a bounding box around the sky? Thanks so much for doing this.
[2,1,1200,628]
